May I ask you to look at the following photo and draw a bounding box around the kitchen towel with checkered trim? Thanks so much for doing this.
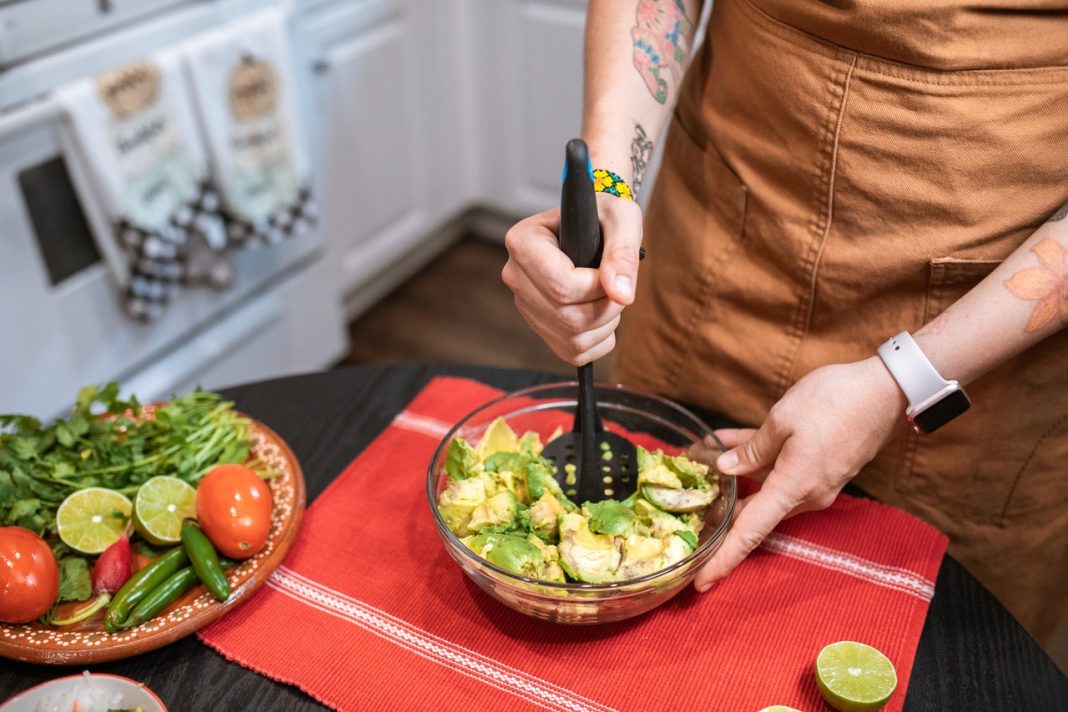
[199,376,948,712]
[55,50,228,322]
[181,8,317,248]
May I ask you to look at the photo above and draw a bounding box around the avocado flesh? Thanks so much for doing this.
[465,532,543,577]
[558,513,622,584]
[467,491,518,532]
[439,429,720,586]
[438,477,488,536]
[616,534,665,579]
[584,499,638,537]
[639,462,684,489]
[529,492,565,539]
[642,485,714,513]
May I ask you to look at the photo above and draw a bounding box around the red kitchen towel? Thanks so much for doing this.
[199,376,948,712]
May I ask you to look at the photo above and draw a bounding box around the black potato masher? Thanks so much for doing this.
[541,138,639,503]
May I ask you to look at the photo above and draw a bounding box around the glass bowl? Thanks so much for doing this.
[426,381,736,625]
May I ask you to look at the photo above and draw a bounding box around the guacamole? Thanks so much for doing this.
[437,418,719,584]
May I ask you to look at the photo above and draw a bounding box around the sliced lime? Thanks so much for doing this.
[815,640,898,712]
[56,488,132,554]
[133,476,197,545]
[757,707,802,712]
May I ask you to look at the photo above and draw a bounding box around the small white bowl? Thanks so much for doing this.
[0,672,167,712]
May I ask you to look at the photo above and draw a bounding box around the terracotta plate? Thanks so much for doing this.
[0,415,305,665]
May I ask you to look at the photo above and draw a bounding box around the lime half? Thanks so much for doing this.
[133,476,197,545]
[816,641,898,712]
[56,487,133,554]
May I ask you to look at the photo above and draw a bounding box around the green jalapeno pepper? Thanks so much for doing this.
[181,519,230,602]
[104,546,189,633]
[118,566,199,629]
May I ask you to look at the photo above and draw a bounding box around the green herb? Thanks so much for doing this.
[0,383,253,539]
[55,556,92,603]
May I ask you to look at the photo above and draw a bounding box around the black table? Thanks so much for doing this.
[2,364,1065,711]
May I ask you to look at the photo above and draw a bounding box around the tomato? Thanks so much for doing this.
[196,464,273,559]
[0,526,60,624]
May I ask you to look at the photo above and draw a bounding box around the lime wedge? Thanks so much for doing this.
[757,707,801,712]
[133,476,197,545]
[815,641,898,712]
[56,487,133,554]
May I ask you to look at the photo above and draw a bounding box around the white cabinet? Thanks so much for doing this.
[297,0,470,299]
[295,0,590,300]
[463,0,588,217]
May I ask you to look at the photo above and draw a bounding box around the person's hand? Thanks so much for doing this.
[501,194,643,366]
[694,356,908,592]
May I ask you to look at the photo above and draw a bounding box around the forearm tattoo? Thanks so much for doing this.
[630,123,654,198]
[631,0,693,104]
[1003,237,1068,333]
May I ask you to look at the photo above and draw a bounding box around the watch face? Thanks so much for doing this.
[913,389,972,434]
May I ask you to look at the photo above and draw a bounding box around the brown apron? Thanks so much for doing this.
[614,0,1068,643]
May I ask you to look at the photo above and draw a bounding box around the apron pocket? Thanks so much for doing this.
[901,257,1011,524]
[923,257,1002,321]
[1001,413,1068,521]
[654,113,749,390]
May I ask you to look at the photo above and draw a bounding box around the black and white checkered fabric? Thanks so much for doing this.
[225,185,317,247]
[115,181,224,322]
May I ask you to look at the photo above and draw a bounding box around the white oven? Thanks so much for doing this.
[0,0,347,418]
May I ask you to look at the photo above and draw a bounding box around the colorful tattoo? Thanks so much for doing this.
[630,123,654,198]
[631,0,693,104]
[592,169,635,201]
[1003,237,1068,333]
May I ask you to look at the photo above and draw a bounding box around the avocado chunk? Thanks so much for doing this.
[664,453,710,489]
[527,534,566,583]
[464,532,542,577]
[438,476,488,535]
[643,507,689,538]
[476,417,519,457]
[468,490,518,532]
[529,492,566,540]
[642,485,714,513]
[445,437,480,480]
[557,512,622,583]
[617,533,666,579]
[517,431,545,457]
[584,499,638,537]
[640,463,684,489]
[662,533,693,567]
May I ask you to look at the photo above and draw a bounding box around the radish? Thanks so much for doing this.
[48,536,132,626]
[92,534,132,594]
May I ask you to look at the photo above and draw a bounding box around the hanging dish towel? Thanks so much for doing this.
[55,51,227,321]
[181,8,317,247]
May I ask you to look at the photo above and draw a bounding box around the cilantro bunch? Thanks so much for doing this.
[0,383,253,537]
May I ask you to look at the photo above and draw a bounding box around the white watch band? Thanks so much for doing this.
[876,331,953,409]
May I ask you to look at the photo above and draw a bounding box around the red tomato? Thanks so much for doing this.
[0,527,60,624]
[196,464,273,559]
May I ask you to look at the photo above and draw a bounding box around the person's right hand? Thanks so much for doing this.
[501,194,644,366]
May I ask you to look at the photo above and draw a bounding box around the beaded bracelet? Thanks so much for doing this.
[592,169,635,201]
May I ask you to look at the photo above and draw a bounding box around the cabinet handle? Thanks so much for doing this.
[312,60,330,75]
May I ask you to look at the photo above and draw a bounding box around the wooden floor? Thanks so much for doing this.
[341,236,614,381]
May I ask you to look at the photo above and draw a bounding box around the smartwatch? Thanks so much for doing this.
[876,331,971,434]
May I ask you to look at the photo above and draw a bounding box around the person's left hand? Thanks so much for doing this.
[694,356,907,592]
